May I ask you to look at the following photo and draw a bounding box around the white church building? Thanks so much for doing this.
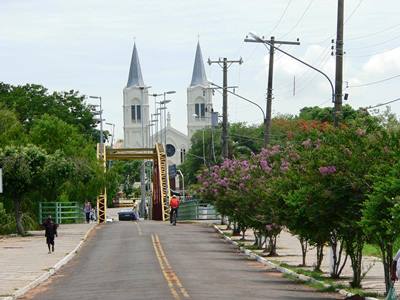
[123,42,213,166]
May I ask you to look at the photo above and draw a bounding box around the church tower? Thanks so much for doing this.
[123,43,149,148]
[187,42,213,141]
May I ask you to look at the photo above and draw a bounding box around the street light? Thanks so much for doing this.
[89,95,103,154]
[151,91,175,147]
[244,32,335,124]
[177,169,185,202]
[157,106,167,147]
[160,99,172,147]
[193,113,206,165]
[146,123,155,148]
[151,113,160,145]
[105,122,115,148]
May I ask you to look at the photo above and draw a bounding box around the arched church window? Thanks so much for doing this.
[131,105,141,122]
[195,103,205,118]
[180,148,186,163]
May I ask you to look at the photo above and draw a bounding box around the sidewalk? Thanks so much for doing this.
[0,223,96,299]
[217,225,398,298]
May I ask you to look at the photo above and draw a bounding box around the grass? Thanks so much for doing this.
[220,230,384,298]
[363,243,381,257]
[279,262,382,298]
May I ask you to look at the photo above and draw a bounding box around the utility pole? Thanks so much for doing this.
[334,0,344,127]
[208,57,243,158]
[245,36,299,145]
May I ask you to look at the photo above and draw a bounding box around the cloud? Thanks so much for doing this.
[363,47,400,74]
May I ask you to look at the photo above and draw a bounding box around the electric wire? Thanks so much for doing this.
[281,0,314,39]
[344,0,364,24]
[347,22,400,41]
[347,31,400,51]
[347,74,400,88]
[346,45,400,58]
[365,97,400,110]
[267,0,293,37]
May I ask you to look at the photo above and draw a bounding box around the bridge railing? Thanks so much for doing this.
[39,202,84,224]
[177,199,220,221]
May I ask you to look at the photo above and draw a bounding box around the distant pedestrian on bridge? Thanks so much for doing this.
[42,216,58,254]
[84,201,92,223]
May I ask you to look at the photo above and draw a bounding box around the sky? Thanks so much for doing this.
[1,0,400,140]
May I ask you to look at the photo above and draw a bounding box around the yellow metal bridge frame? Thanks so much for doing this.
[96,143,171,223]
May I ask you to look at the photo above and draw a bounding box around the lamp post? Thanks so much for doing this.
[157,107,167,147]
[146,123,155,148]
[151,91,175,147]
[177,169,185,202]
[208,81,267,146]
[244,32,335,126]
[192,113,206,165]
[162,91,175,148]
[160,99,172,147]
[89,96,103,153]
[151,113,160,145]
[105,122,115,148]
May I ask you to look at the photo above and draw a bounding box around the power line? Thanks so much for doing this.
[281,0,314,39]
[347,74,400,88]
[347,22,400,41]
[347,45,400,58]
[347,31,400,51]
[365,97,400,110]
[267,0,293,36]
[344,0,364,24]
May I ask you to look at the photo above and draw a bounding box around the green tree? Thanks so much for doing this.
[0,145,48,235]
[0,106,26,146]
[30,114,86,155]
[362,163,400,294]
[0,83,97,139]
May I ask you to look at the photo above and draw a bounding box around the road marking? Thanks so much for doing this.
[151,234,190,299]
[136,222,142,236]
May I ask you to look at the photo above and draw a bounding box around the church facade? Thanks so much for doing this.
[123,42,214,166]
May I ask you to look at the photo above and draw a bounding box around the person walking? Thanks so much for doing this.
[42,216,58,254]
[84,201,92,223]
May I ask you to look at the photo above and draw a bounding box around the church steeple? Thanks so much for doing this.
[127,43,144,88]
[190,42,208,87]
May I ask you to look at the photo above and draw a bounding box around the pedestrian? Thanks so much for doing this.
[42,216,58,254]
[84,201,92,223]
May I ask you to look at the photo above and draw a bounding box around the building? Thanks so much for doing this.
[123,42,213,166]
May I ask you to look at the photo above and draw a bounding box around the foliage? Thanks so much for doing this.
[361,162,400,294]
[0,106,26,146]
[0,202,15,234]
[0,82,98,140]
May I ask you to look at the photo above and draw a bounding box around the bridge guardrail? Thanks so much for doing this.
[177,199,220,221]
[39,202,84,224]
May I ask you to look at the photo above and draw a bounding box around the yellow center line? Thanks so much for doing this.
[154,235,190,298]
[151,234,190,299]
[136,222,142,236]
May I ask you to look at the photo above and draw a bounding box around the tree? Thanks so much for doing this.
[0,145,48,235]
[0,106,26,146]
[0,83,98,140]
[362,163,400,294]
[30,114,86,155]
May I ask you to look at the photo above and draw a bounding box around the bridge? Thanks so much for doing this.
[96,143,170,223]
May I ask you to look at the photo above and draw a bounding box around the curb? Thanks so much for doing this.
[1,224,97,300]
[212,224,379,300]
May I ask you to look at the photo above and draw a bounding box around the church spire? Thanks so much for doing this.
[190,42,208,87]
[127,43,144,88]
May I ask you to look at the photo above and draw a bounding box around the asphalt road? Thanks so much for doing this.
[22,221,342,300]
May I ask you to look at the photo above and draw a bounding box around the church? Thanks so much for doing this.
[122,42,214,167]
